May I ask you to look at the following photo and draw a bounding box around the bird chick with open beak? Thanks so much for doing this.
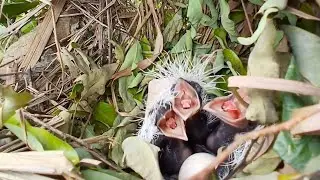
[203,89,253,154]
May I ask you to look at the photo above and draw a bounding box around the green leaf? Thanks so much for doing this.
[82,169,122,180]
[141,36,152,59]
[212,50,225,74]
[21,19,37,34]
[122,136,163,180]
[1,86,32,124]
[275,10,297,26]
[273,30,284,49]
[93,102,117,127]
[120,41,143,71]
[110,40,125,63]
[163,10,183,44]
[223,49,246,75]
[193,43,212,56]
[28,127,79,164]
[171,30,193,53]
[237,8,279,45]
[230,11,245,24]
[273,60,320,171]
[128,73,144,88]
[214,28,228,49]
[2,1,39,19]
[75,147,93,160]
[141,36,151,52]
[243,150,282,175]
[110,122,137,167]
[5,114,79,164]
[69,83,84,102]
[257,0,287,14]
[119,77,137,112]
[281,25,320,87]
[304,155,320,174]
[248,0,264,5]
[204,0,218,28]
[201,15,218,28]
[118,41,143,112]
[4,115,44,151]
[297,2,317,34]
[187,0,204,26]
[82,169,141,180]
[219,0,238,39]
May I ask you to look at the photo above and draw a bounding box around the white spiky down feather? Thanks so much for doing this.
[137,52,221,143]
[136,52,257,179]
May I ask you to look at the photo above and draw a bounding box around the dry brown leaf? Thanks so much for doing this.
[228,76,320,97]
[291,111,320,135]
[229,0,240,10]
[286,7,320,21]
[79,158,102,167]
[112,0,163,80]
[47,16,71,45]
[0,151,74,175]
[276,36,289,52]
[246,134,275,162]
[20,0,67,69]
[1,30,37,66]
[0,171,55,180]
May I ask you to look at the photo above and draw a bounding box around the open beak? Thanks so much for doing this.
[172,79,201,121]
[157,109,188,141]
[203,89,249,128]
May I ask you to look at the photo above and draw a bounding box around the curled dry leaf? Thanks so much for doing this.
[122,136,163,180]
[245,19,279,124]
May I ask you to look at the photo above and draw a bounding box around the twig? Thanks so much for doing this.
[106,0,113,64]
[79,111,93,139]
[230,88,249,108]
[23,111,122,171]
[206,104,320,171]
[241,0,253,35]
[0,72,27,77]
[50,7,65,99]
[0,0,5,19]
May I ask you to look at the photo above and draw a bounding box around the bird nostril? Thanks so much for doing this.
[166,117,177,129]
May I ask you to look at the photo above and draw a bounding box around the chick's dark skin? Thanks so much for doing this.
[154,136,192,176]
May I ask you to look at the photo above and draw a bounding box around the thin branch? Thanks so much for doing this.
[23,111,122,171]
[241,0,253,35]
